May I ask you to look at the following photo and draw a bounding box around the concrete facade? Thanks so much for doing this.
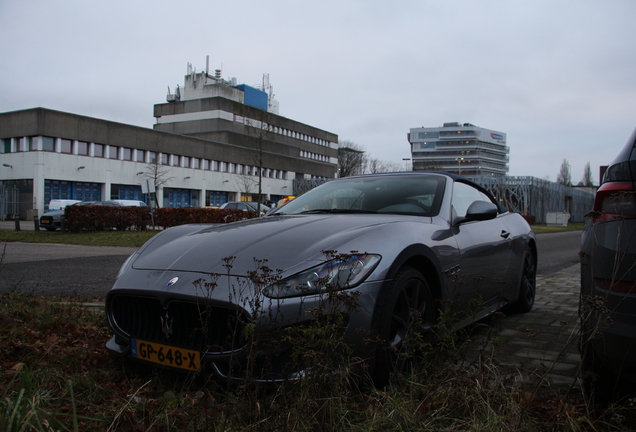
[0,71,339,218]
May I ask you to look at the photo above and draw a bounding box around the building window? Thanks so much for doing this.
[135,149,145,162]
[77,141,89,155]
[202,159,210,170]
[192,158,200,169]
[213,161,219,171]
[60,139,72,154]
[160,153,169,165]
[108,146,119,159]
[94,144,104,158]
[182,156,190,168]
[42,136,55,151]
[172,155,180,166]
[2,138,11,153]
[148,151,157,163]
[16,138,25,152]
[221,162,227,172]
[122,147,132,161]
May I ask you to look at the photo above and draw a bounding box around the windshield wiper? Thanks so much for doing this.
[299,209,377,214]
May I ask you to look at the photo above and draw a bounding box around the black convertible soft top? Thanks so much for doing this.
[343,170,508,214]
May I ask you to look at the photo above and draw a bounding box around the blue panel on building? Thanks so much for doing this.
[114,184,144,201]
[166,188,192,208]
[44,180,102,210]
[236,84,268,111]
[207,191,229,207]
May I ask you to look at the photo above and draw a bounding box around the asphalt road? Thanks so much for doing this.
[0,230,581,297]
[535,230,582,274]
[0,243,137,297]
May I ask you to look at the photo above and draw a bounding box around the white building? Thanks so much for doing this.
[408,122,509,177]
[0,64,338,218]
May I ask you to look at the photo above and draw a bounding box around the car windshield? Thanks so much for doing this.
[271,174,446,216]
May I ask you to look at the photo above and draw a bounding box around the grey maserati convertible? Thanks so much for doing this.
[106,171,536,382]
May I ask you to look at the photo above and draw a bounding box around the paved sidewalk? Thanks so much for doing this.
[460,264,581,392]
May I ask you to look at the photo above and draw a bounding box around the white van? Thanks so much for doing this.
[108,200,148,207]
[47,199,81,211]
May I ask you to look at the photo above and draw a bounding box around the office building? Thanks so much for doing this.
[408,122,509,177]
[0,64,338,218]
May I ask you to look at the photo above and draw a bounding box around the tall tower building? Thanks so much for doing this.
[408,122,509,177]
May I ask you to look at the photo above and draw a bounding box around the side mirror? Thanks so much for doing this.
[454,201,498,225]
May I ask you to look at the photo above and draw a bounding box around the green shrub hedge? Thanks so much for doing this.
[64,206,258,232]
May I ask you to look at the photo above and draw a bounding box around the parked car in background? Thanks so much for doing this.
[106,172,536,384]
[109,200,148,207]
[47,199,81,211]
[219,201,270,214]
[39,200,123,231]
[580,127,636,403]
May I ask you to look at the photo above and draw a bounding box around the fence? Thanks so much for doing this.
[473,176,595,224]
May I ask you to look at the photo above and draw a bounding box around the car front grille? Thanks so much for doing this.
[109,295,249,354]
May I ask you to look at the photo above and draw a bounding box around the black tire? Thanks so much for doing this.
[372,267,436,386]
[507,248,536,313]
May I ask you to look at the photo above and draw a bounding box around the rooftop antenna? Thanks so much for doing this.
[206,55,212,84]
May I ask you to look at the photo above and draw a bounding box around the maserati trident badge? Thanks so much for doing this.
[160,311,174,339]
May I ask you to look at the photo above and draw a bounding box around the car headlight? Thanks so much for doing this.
[265,254,381,298]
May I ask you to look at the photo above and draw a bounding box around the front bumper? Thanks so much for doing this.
[105,278,385,381]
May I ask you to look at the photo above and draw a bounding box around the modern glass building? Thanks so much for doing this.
[408,122,509,177]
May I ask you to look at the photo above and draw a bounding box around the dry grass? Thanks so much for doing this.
[2,292,636,431]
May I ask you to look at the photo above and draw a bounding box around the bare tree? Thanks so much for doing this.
[138,153,174,207]
[556,159,572,187]
[579,162,594,187]
[243,108,273,213]
[338,140,367,177]
[366,158,402,174]
[234,171,258,197]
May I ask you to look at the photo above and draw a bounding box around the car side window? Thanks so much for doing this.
[452,182,493,218]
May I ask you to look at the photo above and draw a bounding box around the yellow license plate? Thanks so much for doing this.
[130,338,201,371]
[41,220,50,224]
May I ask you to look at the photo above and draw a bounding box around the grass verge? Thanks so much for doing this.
[2,292,635,431]
[531,223,585,234]
[0,222,584,248]
[0,229,157,248]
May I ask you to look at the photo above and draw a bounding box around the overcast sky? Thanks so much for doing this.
[1,0,635,183]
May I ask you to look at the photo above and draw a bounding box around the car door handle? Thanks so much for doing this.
[501,230,510,239]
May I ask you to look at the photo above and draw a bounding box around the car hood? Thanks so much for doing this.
[42,210,64,216]
[132,214,429,276]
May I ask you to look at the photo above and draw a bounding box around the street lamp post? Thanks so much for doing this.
[457,158,464,175]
